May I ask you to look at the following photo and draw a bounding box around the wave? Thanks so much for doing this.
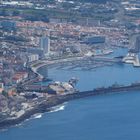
[48,102,67,113]
[32,113,43,119]
[0,103,68,131]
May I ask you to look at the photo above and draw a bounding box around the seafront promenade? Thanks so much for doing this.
[30,56,85,80]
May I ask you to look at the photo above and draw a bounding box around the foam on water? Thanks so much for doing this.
[48,102,67,113]
[32,113,43,119]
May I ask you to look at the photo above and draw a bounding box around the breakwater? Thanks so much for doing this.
[1,83,140,130]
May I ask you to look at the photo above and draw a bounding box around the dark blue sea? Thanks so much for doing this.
[82,0,110,4]
[1,48,140,140]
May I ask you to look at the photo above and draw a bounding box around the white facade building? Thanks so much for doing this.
[28,54,39,62]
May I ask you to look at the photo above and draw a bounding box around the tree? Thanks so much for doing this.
[1,90,8,97]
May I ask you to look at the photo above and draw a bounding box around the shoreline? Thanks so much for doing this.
[30,56,85,79]
[30,55,121,80]
[1,83,140,130]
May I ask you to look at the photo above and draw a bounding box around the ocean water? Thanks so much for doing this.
[1,48,140,140]
[1,91,140,140]
[82,0,111,4]
[40,64,140,91]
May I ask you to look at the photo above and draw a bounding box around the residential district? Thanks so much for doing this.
[0,0,140,126]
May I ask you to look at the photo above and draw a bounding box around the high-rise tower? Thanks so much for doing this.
[135,36,140,53]
[40,36,50,55]
[129,35,140,53]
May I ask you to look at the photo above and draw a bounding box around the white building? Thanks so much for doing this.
[28,54,39,63]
